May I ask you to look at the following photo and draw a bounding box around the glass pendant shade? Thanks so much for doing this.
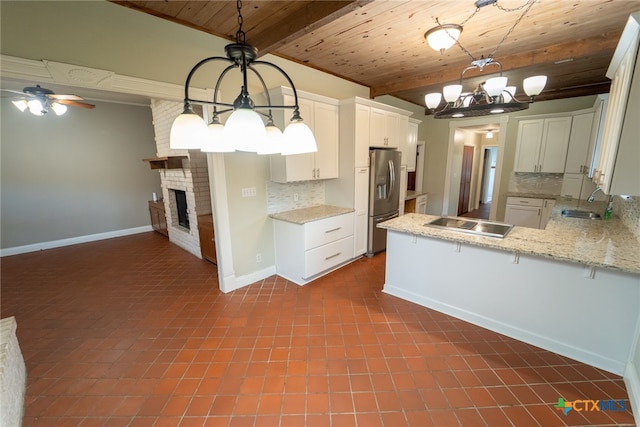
[523,75,547,96]
[503,86,517,102]
[281,120,317,155]
[201,120,235,153]
[425,24,462,53]
[51,102,67,116]
[461,93,472,107]
[12,100,28,112]
[170,108,208,150]
[224,108,267,152]
[443,84,463,103]
[484,77,508,98]
[258,124,284,155]
[424,93,442,109]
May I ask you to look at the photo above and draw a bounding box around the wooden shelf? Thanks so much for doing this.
[143,156,187,170]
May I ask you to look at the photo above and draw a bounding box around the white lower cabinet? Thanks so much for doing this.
[353,167,369,257]
[416,194,428,214]
[504,197,555,229]
[274,212,354,285]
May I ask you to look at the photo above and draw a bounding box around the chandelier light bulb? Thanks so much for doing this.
[170,106,208,150]
[486,130,494,139]
[503,86,517,102]
[425,93,442,109]
[484,77,508,98]
[258,123,284,155]
[201,118,234,153]
[523,75,547,97]
[282,119,317,155]
[225,108,267,152]
[443,84,463,103]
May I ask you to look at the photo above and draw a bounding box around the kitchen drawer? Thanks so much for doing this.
[304,213,354,250]
[506,197,543,207]
[304,236,353,278]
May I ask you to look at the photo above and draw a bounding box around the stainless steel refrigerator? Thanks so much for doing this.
[366,149,402,256]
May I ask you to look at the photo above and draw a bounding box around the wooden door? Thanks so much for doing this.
[457,146,474,216]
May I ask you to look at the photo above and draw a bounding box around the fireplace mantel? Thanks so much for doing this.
[143,156,187,170]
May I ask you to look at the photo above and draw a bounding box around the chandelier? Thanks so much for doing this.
[169,0,316,155]
[423,0,546,119]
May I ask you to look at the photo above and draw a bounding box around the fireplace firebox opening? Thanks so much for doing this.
[174,190,189,229]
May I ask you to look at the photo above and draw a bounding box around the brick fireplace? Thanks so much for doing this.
[149,99,212,258]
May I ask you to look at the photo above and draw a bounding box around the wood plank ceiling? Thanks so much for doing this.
[111,0,640,108]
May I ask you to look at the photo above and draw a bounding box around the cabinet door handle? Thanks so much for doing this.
[312,169,316,178]
[538,209,542,217]
[325,252,342,260]
[317,168,320,178]
[325,227,342,233]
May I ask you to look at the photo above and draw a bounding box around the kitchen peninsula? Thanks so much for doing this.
[379,208,640,376]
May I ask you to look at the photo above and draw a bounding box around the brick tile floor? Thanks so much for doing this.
[1,232,635,426]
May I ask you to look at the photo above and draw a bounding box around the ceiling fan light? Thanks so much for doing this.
[424,93,442,109]
[424,24,462,53]
[12,99,28,112]
[443,84,463,103]
[282,119,317,155]
[484,76,508,98]
[224,108,267,153]
[170,106,208,150]
[523,75,547,97]
[51,102,67,116]
[27,99,44,116]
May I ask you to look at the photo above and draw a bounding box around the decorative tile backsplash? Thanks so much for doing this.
[614,196,640,239]
[508,172,564,195]
[267,181,325,214]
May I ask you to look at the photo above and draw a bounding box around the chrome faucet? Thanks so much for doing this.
[588,187,602,203]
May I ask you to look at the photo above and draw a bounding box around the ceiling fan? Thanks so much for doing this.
[2,84,95,116]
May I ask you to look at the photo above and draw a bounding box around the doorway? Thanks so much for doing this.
[457,145,474,215]
[442,116,508,221]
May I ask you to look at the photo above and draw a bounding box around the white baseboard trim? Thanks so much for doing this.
[624,362,640,425]
[383,284,627,376]
[220,265,277,293]
[0,226,153,257]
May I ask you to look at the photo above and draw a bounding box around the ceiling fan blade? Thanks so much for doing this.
[49,94,84,101]
[1,88,32,96]
[58,99,96,109]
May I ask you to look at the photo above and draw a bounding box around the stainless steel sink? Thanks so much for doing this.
[561,209,602,220]
[425,217,513,238]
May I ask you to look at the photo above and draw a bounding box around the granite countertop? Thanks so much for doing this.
[379,200,640,275]
[506,192,560,200]
[270,205,354,225]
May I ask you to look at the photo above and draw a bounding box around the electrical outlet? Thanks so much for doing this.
[256,253,262,263]
[241,187,257,197]
[293,193,299,201]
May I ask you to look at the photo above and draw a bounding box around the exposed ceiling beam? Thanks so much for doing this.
[251,1,374,56]
[369,32,622,98]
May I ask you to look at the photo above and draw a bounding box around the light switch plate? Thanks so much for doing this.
[241,187,257,197]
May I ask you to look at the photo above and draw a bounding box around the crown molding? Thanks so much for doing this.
[0,55,211,101]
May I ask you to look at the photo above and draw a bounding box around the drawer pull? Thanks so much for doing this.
[325,227,342,233]
[325,252,342,260]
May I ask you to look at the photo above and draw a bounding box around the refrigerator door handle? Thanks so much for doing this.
[388,159,395,201]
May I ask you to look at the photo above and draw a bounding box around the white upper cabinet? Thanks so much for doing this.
[369,107,400,148]
[514,117,572,173]
[592,12,640,195]
[564,112,595,174]
[269,87,339,182]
